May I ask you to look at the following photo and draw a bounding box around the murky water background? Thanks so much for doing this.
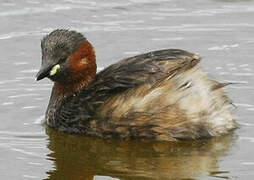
[0,0,254,179]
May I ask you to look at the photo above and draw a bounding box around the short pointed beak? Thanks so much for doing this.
[36,64,53,81]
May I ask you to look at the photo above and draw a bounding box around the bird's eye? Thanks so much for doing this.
[58,57,66,63]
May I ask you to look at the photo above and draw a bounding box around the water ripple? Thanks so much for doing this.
[72,20,145,26]
[239,64,249,68]
[8,94,40,99]
[10,148,40,157]
[20,69,38,73]
[0,131,45,137]
[0,31,44,40]
[208,44,239,51]
[22,106,40,109]
[152,37,183,41]
[235,103,253,108]
[34,115,45,124]
[2,102,14,106]
[22,175,39,179]
[240,122,254,127]
[0,6,71,17]
[239,137,254,142]
[242,162,254,166]
[232,73,253,76]
[13,62,29,65]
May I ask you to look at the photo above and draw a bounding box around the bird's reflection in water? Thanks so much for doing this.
[45,127,235,180]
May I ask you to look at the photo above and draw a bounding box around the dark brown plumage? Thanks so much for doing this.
[36,29,237,141]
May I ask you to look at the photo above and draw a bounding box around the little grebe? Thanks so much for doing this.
[36,29,237,141]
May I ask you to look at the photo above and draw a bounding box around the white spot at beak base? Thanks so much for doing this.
[50,64,60,76]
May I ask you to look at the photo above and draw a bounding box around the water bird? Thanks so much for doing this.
[36,29,237,141]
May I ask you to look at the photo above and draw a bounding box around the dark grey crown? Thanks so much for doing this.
[41,29,87,60]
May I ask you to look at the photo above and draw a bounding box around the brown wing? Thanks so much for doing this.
[86,49,200,98]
